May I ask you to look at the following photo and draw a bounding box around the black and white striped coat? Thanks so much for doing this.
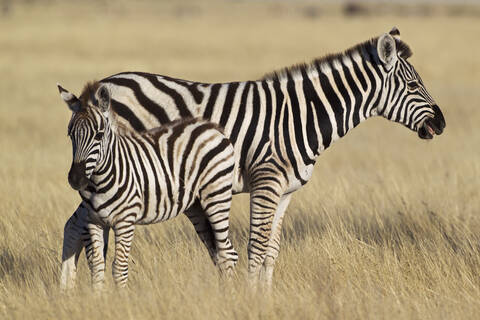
[60,84,237,287]
[60,27,445,288]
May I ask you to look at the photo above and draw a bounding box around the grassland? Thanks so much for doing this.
[1,1,480,319]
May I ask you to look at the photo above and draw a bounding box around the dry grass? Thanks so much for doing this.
[1,1,480,319]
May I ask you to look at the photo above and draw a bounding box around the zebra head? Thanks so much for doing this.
[376,27,446,139]
[58,84,112,191]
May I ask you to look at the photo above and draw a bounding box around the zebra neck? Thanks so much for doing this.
[91,131,167,190]
[276,53,384,155]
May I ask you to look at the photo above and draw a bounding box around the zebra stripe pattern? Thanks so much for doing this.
[60,84,238,288]
[61,27,445,288]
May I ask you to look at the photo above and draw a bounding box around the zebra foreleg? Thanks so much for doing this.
[185,201,217,264]
[258,193,292,287]
[247,165,286,285]
[112,220,135,288]
[103,226,110,262]
[85,221,108,290]
[60,204,88,290]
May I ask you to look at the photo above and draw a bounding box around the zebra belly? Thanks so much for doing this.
[229,151,316,195]
[134,185,197,225]
[135,202,184,225]
[85,194,186,227]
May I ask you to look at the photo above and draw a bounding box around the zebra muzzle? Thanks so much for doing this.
[68,161,89,191]
[418,105,446,140]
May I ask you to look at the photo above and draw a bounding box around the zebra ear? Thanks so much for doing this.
[389,27,401,40]
[95,85,110,112]
[57,83,82,112]
[377,33,397,70]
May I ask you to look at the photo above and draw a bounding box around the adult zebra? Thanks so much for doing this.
[61,27,445,288]
[60,83,238,287]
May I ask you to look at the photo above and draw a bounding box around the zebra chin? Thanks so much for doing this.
[68,162,90,191]
[417,105,446,140]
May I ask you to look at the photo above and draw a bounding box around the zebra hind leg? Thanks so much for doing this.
[185,201,217,264]
[60,204,88,290]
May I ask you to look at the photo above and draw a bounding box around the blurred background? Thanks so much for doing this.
[1,1,480,319]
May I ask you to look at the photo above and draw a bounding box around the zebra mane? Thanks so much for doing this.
[261,36,412,81]
[396,40,412,60]
[78,80,129,134]
[79,81,101,110]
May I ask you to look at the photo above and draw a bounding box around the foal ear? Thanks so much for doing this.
[95,84,110,112]
[389,27,401,40]
[57,83,82,112]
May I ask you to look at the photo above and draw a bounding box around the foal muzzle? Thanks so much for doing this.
[68,161,89,191]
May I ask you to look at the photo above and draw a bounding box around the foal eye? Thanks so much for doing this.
[94,132,104,141]
[407,81,419,90]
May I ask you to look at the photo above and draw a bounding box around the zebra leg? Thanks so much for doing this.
[85,221,108,290]
[258,193,292,287]
[199,184,237,277]
[112,222,135,287]
[60,204,88,290]
[184,201,217,264]
[103,226,110,261]
[247,164,286,284]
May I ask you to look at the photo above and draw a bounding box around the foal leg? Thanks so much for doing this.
[60,204,88,290]
[199,182,237,277]
[112,222,135,288]
[85,222,108,290]
[185,201,217,264]
[61,204,110,290]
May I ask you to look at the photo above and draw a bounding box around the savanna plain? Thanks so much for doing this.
[1,1,480,319]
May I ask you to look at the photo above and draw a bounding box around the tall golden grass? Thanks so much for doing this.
[1,1,480,319]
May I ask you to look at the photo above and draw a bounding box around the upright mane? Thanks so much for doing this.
[261,36,412,81]
[79,81,101,108]
[77,80,134,135]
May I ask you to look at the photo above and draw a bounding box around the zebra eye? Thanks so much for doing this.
[94,132,104,141]
[407,81,419,90]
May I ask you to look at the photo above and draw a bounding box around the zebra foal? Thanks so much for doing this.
[59,83,238,288]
